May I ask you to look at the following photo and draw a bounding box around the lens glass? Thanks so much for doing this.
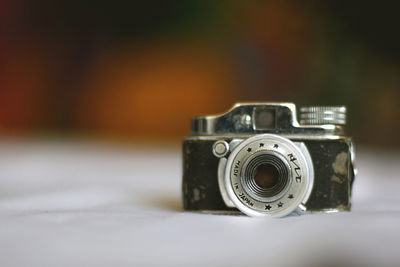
[254,163,279,189]
[241,152,290,200]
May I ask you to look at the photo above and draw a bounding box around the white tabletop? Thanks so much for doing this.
[0,140,399,267]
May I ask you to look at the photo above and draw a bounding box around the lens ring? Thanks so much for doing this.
[241,151,291,202]
[224,134,314,217]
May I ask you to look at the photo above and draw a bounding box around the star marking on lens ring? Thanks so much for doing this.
[273,144,279,149]
[259,143,264,147]
[277,202,283,208]
[265,205,272,210]
[247,148,252,152]
[288,194,294,199]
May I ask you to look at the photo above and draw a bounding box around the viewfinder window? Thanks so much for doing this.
[253,107,276,130]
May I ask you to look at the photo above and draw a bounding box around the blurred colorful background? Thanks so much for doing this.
[1,1,399,147]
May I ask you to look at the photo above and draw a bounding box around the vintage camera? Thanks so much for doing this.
[182,103,355,217]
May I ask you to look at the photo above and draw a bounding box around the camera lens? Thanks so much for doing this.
[242,152,289,201]
[224,134,314,217]
[254,163,279,189]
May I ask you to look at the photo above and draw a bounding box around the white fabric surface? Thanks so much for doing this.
[0,140,399,267]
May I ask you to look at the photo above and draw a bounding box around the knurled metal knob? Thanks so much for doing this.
[299,106,346,125]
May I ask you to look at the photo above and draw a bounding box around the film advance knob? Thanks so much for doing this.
[299,106,346,125]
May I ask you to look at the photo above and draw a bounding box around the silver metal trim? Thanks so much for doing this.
[294,142,314,207]
[224,134,314,218]
[218,157,235,208]
[191,102,346,136]
[300,106,347,125]
[185,134,347,141]
[212,140,229,158]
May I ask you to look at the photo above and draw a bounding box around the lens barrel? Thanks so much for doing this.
[224,134,314,217]
[242,152,290,201]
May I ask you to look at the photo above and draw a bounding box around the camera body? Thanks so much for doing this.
[182,103,355,217]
